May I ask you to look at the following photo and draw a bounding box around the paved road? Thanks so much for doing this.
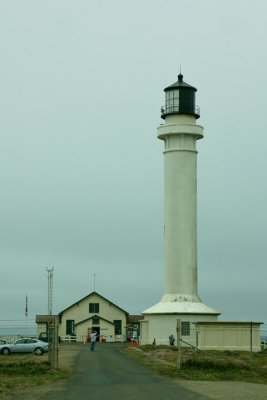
[13,343,209,400]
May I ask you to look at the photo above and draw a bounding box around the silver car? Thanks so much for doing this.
[0,338,48,356]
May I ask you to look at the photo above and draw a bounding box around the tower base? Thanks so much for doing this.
[140,300,220,346]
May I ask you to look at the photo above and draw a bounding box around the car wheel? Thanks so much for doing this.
[1,348,10,355]
[35,347,44,356]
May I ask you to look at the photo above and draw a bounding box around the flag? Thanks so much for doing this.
[25,294,28,317]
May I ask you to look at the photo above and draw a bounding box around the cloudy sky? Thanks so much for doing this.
[0,0,266,326]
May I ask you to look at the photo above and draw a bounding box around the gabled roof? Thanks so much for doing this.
[59,291,129,316]
[75,314,114,327]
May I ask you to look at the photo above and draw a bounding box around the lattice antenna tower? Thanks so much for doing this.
[46,266,54,315]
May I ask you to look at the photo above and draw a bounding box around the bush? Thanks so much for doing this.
[183,358,251,371]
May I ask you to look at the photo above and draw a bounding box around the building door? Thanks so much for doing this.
[89,326,100,342]
[94,326,100,341]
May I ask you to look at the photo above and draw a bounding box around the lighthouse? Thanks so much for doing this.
[141,73,220,345]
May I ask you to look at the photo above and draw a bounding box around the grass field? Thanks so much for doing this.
[0,353,69,399]
[1,343,266,399]
[123,345,267,384]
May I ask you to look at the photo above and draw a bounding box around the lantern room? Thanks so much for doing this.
[161,73,200,119]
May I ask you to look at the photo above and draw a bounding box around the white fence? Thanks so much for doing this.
[60,335,77,342]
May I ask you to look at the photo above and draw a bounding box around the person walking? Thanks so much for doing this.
[90,330,98,351]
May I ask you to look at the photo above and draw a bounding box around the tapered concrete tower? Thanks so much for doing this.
[160,73,202,303]
[141,73,219,345]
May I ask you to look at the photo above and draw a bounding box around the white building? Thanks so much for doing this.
[37,292,129,343]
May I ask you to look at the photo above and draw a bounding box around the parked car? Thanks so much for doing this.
[0,338,48,356]
[38,332,48,342]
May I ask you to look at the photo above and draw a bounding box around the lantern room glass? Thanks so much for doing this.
[165,89,179,114]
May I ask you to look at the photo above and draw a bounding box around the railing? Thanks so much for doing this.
[161,105,200,118]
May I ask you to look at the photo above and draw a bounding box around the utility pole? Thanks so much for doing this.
[46,266,58,369]
[46,266,54,315]
[176,319,181,369]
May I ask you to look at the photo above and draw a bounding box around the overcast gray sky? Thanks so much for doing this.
[0,0,266,325]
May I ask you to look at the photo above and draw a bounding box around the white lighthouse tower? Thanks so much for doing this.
[141,73,220,345]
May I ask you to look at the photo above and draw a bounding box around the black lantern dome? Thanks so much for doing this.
[161,73,200,119]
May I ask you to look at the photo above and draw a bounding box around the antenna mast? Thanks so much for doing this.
[46,266,54,315]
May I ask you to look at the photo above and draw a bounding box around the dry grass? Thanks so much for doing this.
[0,343,81,399]
[1,343,266,399]
[123,345,267,384]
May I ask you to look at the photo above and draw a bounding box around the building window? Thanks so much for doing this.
[114,320,122,335]
[66,320,75,335]
[92,317,99,325]
[181,321,190,336]
[89,303,99,313]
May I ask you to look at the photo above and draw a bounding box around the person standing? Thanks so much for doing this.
[90,330,98,351]
[169,334,175,346]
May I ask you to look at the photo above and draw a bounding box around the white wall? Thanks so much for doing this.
[196,323,262,352]
[140,314,217,346]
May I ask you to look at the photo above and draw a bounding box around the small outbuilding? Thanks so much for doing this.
[126,315,144,341]
[194,321,263,352]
